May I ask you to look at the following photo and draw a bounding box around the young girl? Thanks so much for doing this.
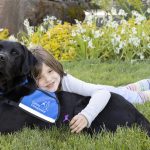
[31,46,150,133]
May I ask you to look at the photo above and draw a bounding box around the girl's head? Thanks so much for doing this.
[30,46,65,92]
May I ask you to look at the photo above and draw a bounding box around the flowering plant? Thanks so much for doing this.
[2,8,149,61]
[72,8,150,61]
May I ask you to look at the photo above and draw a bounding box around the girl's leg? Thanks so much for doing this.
[138,91,150,103]
[125,79,150,91]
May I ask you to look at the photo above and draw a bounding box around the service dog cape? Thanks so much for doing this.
[19,89,60,123]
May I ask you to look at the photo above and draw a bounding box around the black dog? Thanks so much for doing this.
[0,40,150,136]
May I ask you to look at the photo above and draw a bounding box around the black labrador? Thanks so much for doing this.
[0,40,150,136]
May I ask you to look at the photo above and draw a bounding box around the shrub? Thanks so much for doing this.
[17,17,76,61]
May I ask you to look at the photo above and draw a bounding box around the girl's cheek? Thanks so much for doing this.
[36,80,41,87]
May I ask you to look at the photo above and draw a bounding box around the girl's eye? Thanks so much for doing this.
[48,70,52,73]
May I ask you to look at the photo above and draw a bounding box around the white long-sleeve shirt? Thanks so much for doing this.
[61,74,111,127]
[61,74,142,127]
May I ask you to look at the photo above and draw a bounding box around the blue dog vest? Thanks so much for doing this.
[19,89,60,123]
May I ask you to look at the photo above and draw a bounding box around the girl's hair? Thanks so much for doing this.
[30,46,66,79]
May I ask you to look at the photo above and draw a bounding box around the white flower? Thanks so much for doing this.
[132,11,146,24]
[147,8,150,13]
[128,36,141,47]
[111,39,117,46]
[50,16,57,21]
[84,13,94,26]
[135,14,146,24]
[118,9,127,17]
[75,20,84,30]
[86,20,93,26]
[82,35,90,42]
[119,41,126,49]
[137,53,144,60]
[75,27,86,34]
[43,16,50,22]
[147,43,150,49]
[8,35,18,42]
[132,27,137,34]
[93,30,100,38]
[43,16,57,22]
[71,31,76,37]
[120,19,128,25]
[57,20,62,24]
[111,34,121,46]
[111,21,118,29]
[27,26,34,36]
[115,35,121,42]
[106,20,118,29]
[43,16,59,28]
[121,28,125,34]
[69,40,77,44]
[111,38,116,46]
[40,26,46,32]
[92,30,104,38]
[94,31,100,38]
[80,28,86,34]
[142,32,146,37]
[114,47,121,54]
[23,19,30,27]
[0,28,4,32]
[108,15,113,21]
[23,19,34,36]
[84,10,98,25]
[111,7,117,15]
[132,10,139,17]
[75,19,82,25]
[88,39,94,49]
[113,40,126,54]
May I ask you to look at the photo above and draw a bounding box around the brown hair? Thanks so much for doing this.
[30,46,66,79]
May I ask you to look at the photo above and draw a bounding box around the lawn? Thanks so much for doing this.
[0,60,150,150]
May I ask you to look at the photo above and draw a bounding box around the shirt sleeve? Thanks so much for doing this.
[61,74,111,127]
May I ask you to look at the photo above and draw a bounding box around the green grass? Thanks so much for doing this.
[1,60,150,150]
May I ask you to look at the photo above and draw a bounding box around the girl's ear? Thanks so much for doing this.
[21,44,37,75]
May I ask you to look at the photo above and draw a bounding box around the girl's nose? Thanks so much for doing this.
[44,74,52,82]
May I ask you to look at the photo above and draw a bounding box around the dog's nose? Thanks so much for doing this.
[0,54,6,62]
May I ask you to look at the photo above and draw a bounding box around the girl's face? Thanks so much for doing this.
[36,63,61,92]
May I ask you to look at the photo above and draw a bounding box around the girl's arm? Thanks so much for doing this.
[62,74,111,127]
[79,90,110,127]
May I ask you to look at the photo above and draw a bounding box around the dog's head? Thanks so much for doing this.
[0,40,36,92]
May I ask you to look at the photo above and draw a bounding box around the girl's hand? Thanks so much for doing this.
[69,114,88,133]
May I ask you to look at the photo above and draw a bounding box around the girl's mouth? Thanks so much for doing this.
[46,82,55,88]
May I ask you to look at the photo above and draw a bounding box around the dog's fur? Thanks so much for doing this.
[0,40,150,136]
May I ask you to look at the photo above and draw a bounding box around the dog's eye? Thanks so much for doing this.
[11,49,18,55]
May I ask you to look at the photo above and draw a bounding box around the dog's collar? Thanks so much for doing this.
[0,79,28,96]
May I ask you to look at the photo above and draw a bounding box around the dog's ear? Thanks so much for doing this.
[21,44,37,75]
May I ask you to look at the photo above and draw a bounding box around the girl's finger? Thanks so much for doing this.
[71,125,81,133]
[69,116,78,126]
[70,119,81,129]
[71,124,85,133]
